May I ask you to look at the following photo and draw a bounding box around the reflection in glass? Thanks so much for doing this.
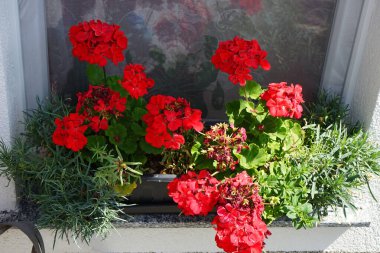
[46,0,337,121]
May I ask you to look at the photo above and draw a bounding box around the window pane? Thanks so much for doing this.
[46,0,337,121]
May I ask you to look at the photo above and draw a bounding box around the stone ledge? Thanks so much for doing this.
[116,212,370,228]
[0,208,370,229]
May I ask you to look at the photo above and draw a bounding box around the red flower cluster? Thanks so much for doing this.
[120,64,155,99]
[213,171,270,253]
[168,170,270,252]
[260,82,304,119]
[69,20,128,67]
[76,85,127,132]
[143,95,204,150]
[52,85,127,152]
[211,36,270,86]
[167,170,219,216]
[52,113,88,152]
[213,204,269,253]
[203,123,248,171]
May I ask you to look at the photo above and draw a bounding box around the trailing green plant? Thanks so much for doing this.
[303,89,349,128]
[0,98,141,243]
[294,123,380,218]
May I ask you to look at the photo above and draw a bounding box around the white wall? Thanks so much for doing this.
[0,0,25,211]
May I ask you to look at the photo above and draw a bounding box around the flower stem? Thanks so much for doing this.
[103,66,107,85]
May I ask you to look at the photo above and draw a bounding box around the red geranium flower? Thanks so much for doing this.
[52,113,88,152]
[69,20,128,67]
[120,64,155,99]
[260,82,304,119]
[211,36,270,86]
[213,204,270,253]
[167,170,220,216]
[89,116,109,132]
[143,95,204,150]
[213,171,270,253]
[76,85,127,119]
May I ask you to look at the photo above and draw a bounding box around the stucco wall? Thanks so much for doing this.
[0,0,25,211]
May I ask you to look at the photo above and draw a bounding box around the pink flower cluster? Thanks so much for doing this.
[203,123,248,171]
[260,82,304,119]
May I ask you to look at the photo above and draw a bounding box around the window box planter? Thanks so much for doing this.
[125,174,180,214]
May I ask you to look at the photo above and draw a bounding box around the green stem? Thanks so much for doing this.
[103,67,107,85]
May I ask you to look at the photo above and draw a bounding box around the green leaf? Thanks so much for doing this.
[86,135,106,149]
[114,182,137,197]
[131,123,146,136]
[240,100,255,114]
[191,141,202,155]
[131,154,147,165]
[283,121,304,151]
[226,100,240,123]
[194,156,215,170]
[235,143,270,169]
[132,108,148,121]
[139,140,163,155]
[286,211,297,220]
[119,140,138,154]
[239,81,263,99]
[255,103,267,123]
[87,64,104,85]
[105,123,127,145]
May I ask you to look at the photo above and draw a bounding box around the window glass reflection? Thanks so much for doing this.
[46,0,337,121]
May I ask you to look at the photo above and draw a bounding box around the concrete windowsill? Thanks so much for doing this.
[0,208,370,229]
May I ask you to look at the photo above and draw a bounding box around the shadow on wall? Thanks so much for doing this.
[265,227,348,251]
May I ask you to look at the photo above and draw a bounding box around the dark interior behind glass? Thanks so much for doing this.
[46,0,337,122]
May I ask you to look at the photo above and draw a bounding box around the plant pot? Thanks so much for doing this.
[124,174,181,214]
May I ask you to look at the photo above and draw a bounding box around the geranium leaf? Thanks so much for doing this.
[86,135,106,149]
[239,81,263,99]
[119,140,138,154]
[235,143,270,169]
[131,123,146,136]
[87,64,104,85]
[132,107,147,121]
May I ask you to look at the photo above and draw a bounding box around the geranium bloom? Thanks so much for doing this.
[52,113,88,152]
[76,85,127,119]
[213,204,269,253]
[89,116,109,132]
[211,36,270,86]
[203,123,248,171]
[260,82,304,119]
[167,170,220,216]
[120,64,155,99]
[214,171,270,253]
[143,95,204,150]
[69,20,128,66]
